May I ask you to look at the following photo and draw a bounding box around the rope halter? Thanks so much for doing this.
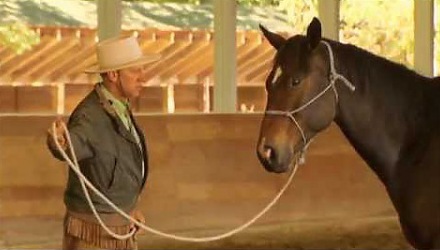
[265,41,356,164]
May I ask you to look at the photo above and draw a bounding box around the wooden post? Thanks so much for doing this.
[414,0,434,76]
[97,0,122,41]
[318,0,340,41]
[213,0,237,113]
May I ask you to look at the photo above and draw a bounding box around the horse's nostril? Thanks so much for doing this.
[257,138,278,167]
[265,145,277,164]
[258,142,276,164]
[263,146,272,160]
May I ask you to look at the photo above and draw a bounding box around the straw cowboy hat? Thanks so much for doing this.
[85,35,161,73]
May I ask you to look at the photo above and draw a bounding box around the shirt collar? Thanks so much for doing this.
[99,83,130,115]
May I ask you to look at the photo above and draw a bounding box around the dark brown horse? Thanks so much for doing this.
[256,17,440,249]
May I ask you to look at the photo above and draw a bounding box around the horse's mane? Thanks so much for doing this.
[326,39,432,90]
[326,38,440,132]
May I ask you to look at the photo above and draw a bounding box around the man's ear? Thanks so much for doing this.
[106,71,119,82]
[306,17,322,50]
[259,24,286,50]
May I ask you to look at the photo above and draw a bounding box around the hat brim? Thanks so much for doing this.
[85,54,161,74]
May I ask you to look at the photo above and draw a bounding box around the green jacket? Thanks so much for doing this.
[48,84,148,214]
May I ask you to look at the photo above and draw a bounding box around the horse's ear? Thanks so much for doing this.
[306,17,322,50]
[259,24,285,50]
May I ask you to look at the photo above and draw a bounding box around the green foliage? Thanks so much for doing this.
[235,0,280,6]
[119,0,279,5]
[273,0,435,71]
[123,0,201,3]
[277,0,318,33]
[270,0,440,74]
[0,22,40,54]
[340,0,414,67]
[118,0,281,6]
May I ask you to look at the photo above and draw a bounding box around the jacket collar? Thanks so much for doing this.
[94,83,138,145]
[95,83,118,117]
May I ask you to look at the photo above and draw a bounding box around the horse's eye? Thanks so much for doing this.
[290,78,301,87]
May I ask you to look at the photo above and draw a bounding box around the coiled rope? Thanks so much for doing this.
[52,118,299,242]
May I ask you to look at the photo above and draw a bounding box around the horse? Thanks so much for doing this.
[256,17,440,249]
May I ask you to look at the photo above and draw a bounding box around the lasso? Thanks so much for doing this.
[52,121,299,242]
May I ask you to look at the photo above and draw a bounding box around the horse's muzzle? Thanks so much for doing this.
[256,137,290,173]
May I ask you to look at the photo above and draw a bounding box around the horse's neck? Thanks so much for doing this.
[330,42,430,188]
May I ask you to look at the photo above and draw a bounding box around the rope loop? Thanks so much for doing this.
[52,122,300,242]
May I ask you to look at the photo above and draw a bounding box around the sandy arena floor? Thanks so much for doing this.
[0,215,411,249]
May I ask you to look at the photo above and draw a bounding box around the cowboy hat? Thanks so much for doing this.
[85,35,161,73]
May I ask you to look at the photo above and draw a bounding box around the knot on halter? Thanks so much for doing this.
[322,41,356,92]
[265,41,356,165]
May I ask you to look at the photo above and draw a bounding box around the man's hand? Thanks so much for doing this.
[47,118,68,151]
[130,209,146,237]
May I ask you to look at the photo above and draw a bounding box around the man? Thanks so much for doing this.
[47,35,161,250]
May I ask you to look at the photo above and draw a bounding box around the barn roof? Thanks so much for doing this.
[1,0,292,31]
[1,1,292,86]
[0,26,286,86]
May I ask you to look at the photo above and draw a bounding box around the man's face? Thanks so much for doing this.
[117,65,145,99]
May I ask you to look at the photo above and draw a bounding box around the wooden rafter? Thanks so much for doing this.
[0,36,59,78]
[49,40,96,82]
[161,41,211,80]
[141,30,174,54]
[195,32,261,82]
[1,26,280,86]
[177,44,214,83]
[0,48,20,68]
[245,58,273,83]
[33,40,81,82]
[67,54,98,82]
[42,28,97,82]
[156,31,211,80]
[178,32,246,83]
[14,38,79,83]
[142,31,193,81]
[238,45,273,78]
[236,32,263,65]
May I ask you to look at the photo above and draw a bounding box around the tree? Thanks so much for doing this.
[340,0,414,67]
[0,23,40,55]
[0,1,40,55]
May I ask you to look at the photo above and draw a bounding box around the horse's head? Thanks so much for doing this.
[256,18,339,173]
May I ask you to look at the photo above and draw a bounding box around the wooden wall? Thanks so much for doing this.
[0,114,396,232]
[0,85,267,114]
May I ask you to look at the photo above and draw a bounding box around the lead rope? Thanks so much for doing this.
[52,122,299,242]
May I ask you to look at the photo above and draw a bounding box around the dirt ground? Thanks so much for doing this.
[138,216,411,249]
[0,215,411,249]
